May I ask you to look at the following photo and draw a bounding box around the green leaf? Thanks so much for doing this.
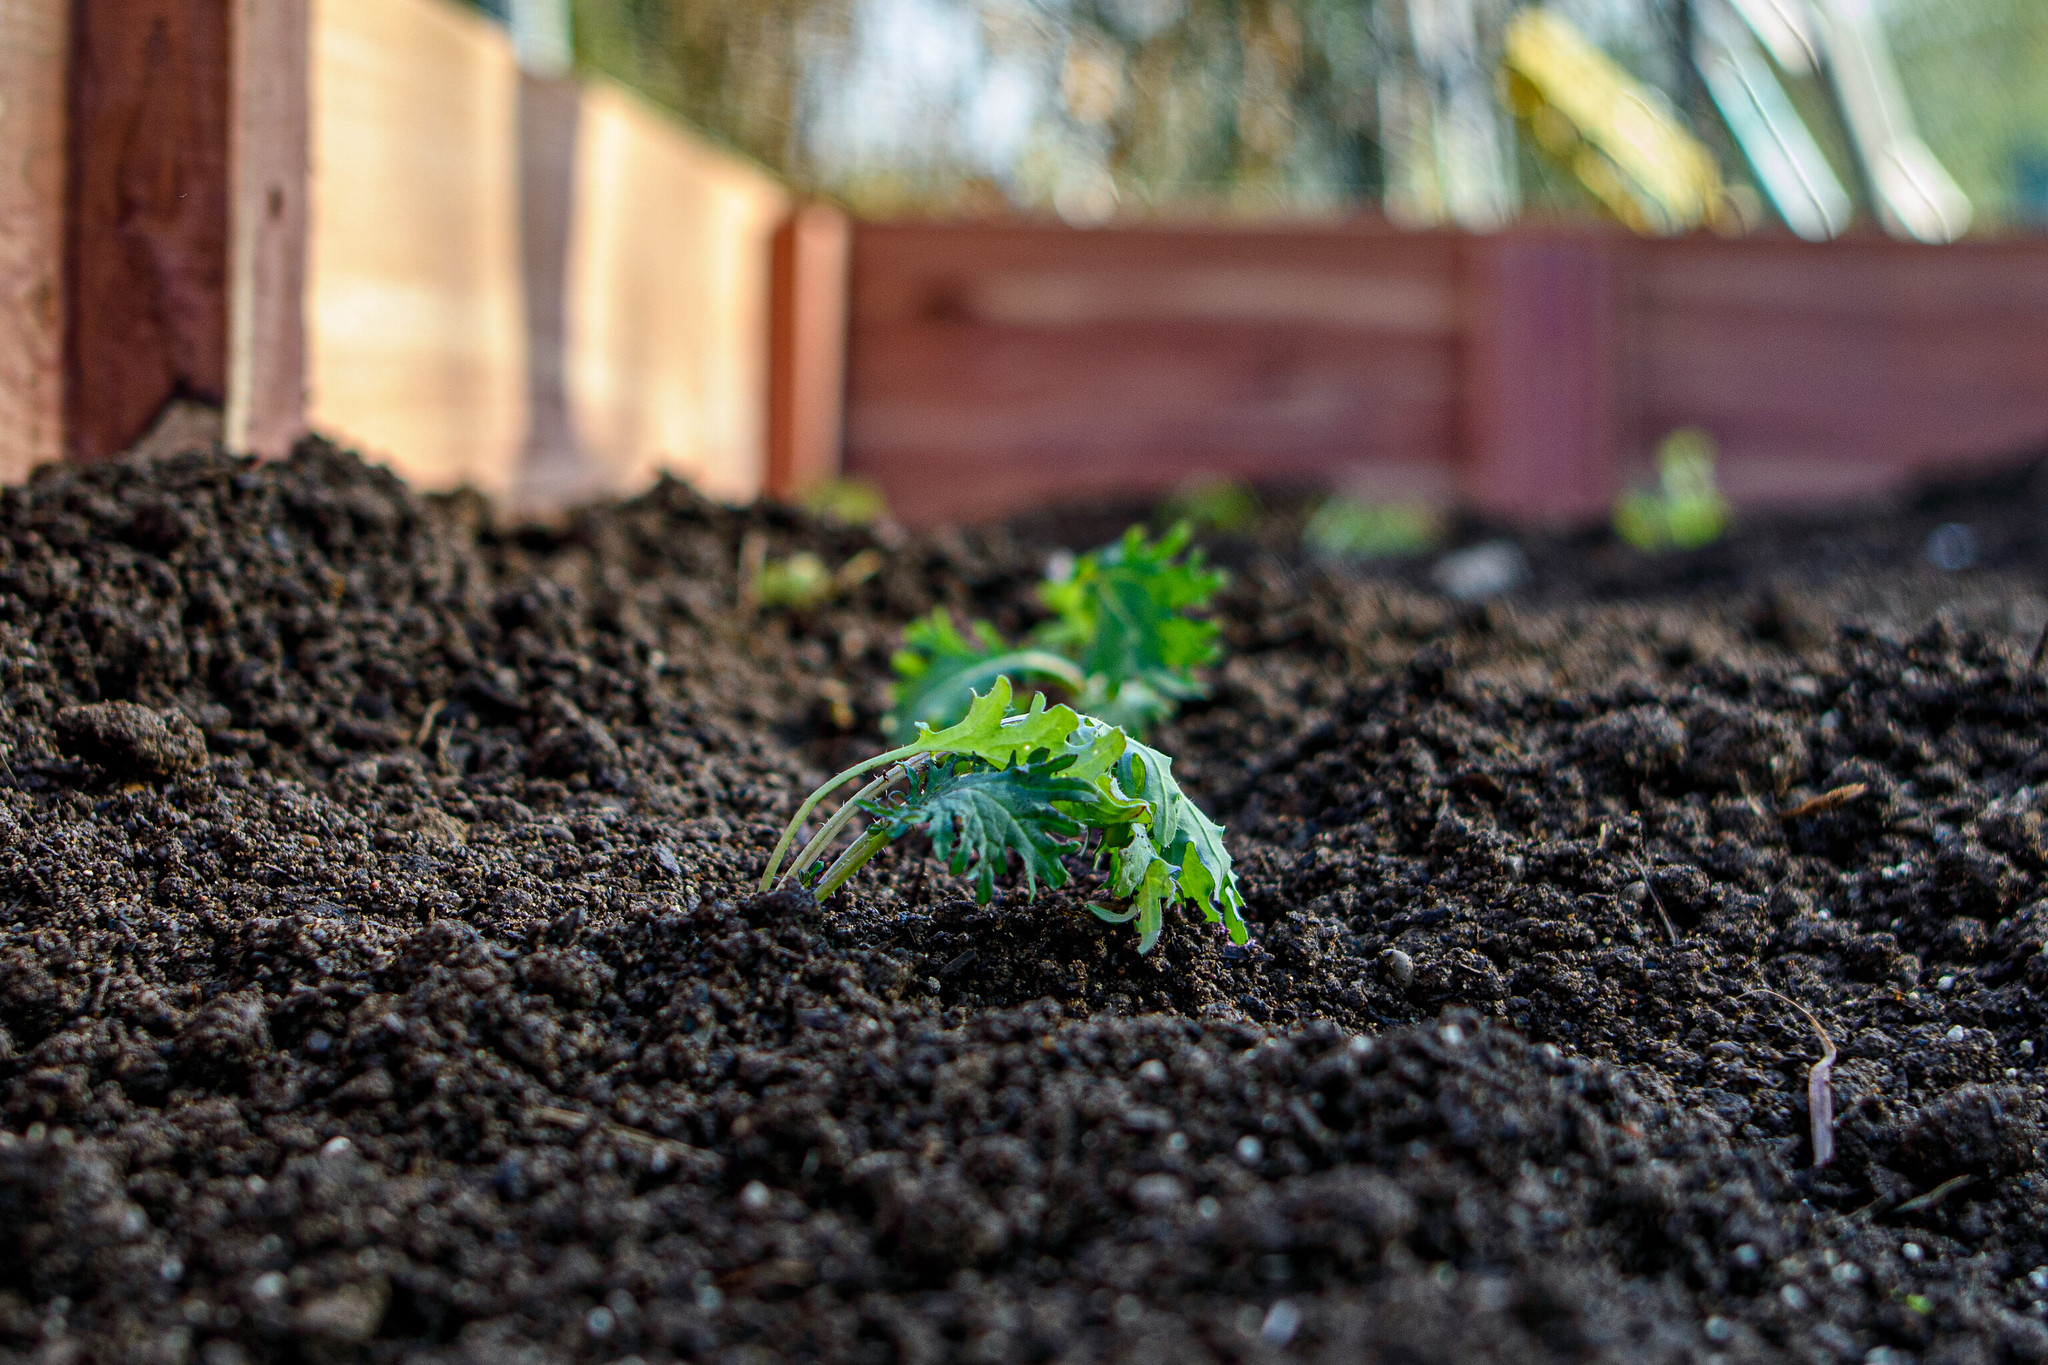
[885,609,1083,742]
[1033,523,1225,732]
[906,680,1082,770]
[865,757,1096,902]
[1102,734,1248,947]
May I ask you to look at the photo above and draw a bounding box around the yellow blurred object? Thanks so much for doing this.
[1503,9,1726,235]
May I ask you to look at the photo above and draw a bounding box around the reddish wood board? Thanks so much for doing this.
[844,219,2048,528]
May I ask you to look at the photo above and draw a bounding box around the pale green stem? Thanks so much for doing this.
[814,825,894,899]
[759,742,919,891]
[782,762,910,888]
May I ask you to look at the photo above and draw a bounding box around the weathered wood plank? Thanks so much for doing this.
[305,0,526,494]
[226,0,309,458]
[0,0,69,481]
[65,0,233,462]
[561,78,788,504]
[767,202,851,500]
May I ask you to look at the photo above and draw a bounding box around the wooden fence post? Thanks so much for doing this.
[64,0,306,464]
[1459,230,1630,525]
[0,0,70,482]
[767,202,850,500]
[226,0,309,458]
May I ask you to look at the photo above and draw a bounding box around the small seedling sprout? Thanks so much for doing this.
[886,523,1225,741]
[762,678,1246,954]
[1301,497,1443,559]
[1614,428,1730,551]
[1751,988,1837,1167]
[1161,477,1262,535]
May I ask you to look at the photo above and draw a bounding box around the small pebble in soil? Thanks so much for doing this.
[1132,1174,1185,1211]
[1938,975,1956,992]
[1236,1136,1264,1163]
[2028,1267,2048,1292]
[1733,1244,1762,1270]
[1260,1301,1303,1347]
[740,1180,772,1214]
[1925,522,1979,572]
[1705,1316,1734,1343]
[1903,1243,1925,1263]
[1948,1025,1968,1042]
[1780,1284,1808,1310]
[1383,949,1415,986]
[1432,540,1530,602]
[1197,1196,1221,1219]
[2023,1040,2036,1057]
[251,1273,286,1302]
[586,1306,616,1339]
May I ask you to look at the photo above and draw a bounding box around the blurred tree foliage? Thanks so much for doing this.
[565,0,1384,217]
[459,0,2045,231]
[1885,0,2048,230]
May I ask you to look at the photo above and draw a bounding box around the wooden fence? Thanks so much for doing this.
[843,221,2048,526]
[1,0,848,504]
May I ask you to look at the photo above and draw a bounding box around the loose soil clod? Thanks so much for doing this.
[6,441,2048,1362]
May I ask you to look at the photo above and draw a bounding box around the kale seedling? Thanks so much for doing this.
[886,522,1225,741]
[1301,496,1443,559]
[1613,428,1730,551]
[761,678,1246,954]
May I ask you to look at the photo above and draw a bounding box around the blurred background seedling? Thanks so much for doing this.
[1614,428,1731,551]
[800,477,892,527]
[743,535,886,612]
[1301,497,1444,559]
[1159,477,1262,536]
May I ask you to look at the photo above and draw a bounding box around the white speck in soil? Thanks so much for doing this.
[1260,1300,1302,1347]
[1925,522,1979,571]
[1236,1136,1263,1163]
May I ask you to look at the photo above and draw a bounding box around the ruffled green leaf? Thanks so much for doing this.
[1033,522,1225,731]
[906,680,1080,770]
[865,756,1093,902]
[1101,734,1248,948]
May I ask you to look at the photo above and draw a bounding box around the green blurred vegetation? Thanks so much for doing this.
[1301,496,1442,558]
[565,0,1383,218]
[461,0,2048,232]
[1612,428,1730,552]
[1888,0,2048,229]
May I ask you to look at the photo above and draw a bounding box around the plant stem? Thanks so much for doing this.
[759,743,919,890]
[782,761,914,888]
[814,825,893,899]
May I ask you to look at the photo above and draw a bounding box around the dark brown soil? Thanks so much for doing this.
[6,440,2048,1364]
